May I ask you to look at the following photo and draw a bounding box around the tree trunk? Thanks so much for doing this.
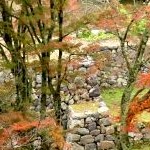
[54,0,64,121]
[14,60,31,111]
[119,28,149,149]
[53,92,61,122]
[1,0,31,111]
[40,52,47,119]
[120,81,134,149]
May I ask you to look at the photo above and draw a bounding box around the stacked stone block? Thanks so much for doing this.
[66,103,115,150]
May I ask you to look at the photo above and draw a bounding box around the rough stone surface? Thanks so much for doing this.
[105,126,115,135]
[100,125,106,134]
[36,74,42,84]
[85,143,97,150]
[99,118,112,126]
[98,107,109,117]
[79,56,94,67]
[33,137,42,149]
[95,134,104,142]
[77,128,90,135]
[81,92,89,100]
[88,122,97,131]
[71,143,84,150]
[69,99,75,105]
[134,133,143,141]
[61,102,68,110]
[1,40,149,149]
[74,77,85,87]
[68,119,84,129]
[97,141,115,150]
[89,85,100,97]
[90,129,100,136]
[85,117,96,123]
[87,75,98,86]
[66,133,81,142]
[105,135,115,141]
[143,132,150,139]
[80,135,94,145]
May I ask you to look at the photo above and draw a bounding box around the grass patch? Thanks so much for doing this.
[78,29,115,42]
[101,88,150,122]
[101,88,150,149]
[101,88,123,107]
[101,88,123,116]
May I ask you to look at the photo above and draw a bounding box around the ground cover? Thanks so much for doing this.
[78,28,115,42]
[101,88,150,123]
[101,87,150,149]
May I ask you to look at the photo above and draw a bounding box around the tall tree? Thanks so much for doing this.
[19,0,93,120]
[0,0,32,111]
[97,3,150,149]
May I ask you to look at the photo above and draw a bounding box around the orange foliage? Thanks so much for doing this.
[0,112,67,150]
[11,118,56,132]
[83,44,100,53]
[125,72,150,131]
[112,116,121,123]
[67,0,80,11]
[136,72,150,88]
[64,36,74,42]
[96,4,150,33]
[87,65,99,76]
[127,96,150,131]
[68,59,81,69]
[51,126,65,149]
[96,7,129,31]
[0,111,26,126]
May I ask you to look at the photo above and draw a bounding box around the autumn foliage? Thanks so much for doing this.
[136,72,150,88]
[126,72,150,131]
[0,112,68,150]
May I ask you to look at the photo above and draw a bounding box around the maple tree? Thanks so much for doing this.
[0,0,32,111]
[0,1,110,149]
[96,2,150,149]
[0,0,103,124]
[127,72,150,130]
[1,0,149,149]
[19,0,94,120]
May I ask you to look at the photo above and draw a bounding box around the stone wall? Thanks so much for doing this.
[0,42,149,106]
[0,41,149,149]
[66,102,116,150]
[98,41,150,88]
[1,42,149,121]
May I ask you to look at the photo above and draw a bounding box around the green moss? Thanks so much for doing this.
[101,88,123,107]
[70,102,99,113]
[101,87,149,106]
